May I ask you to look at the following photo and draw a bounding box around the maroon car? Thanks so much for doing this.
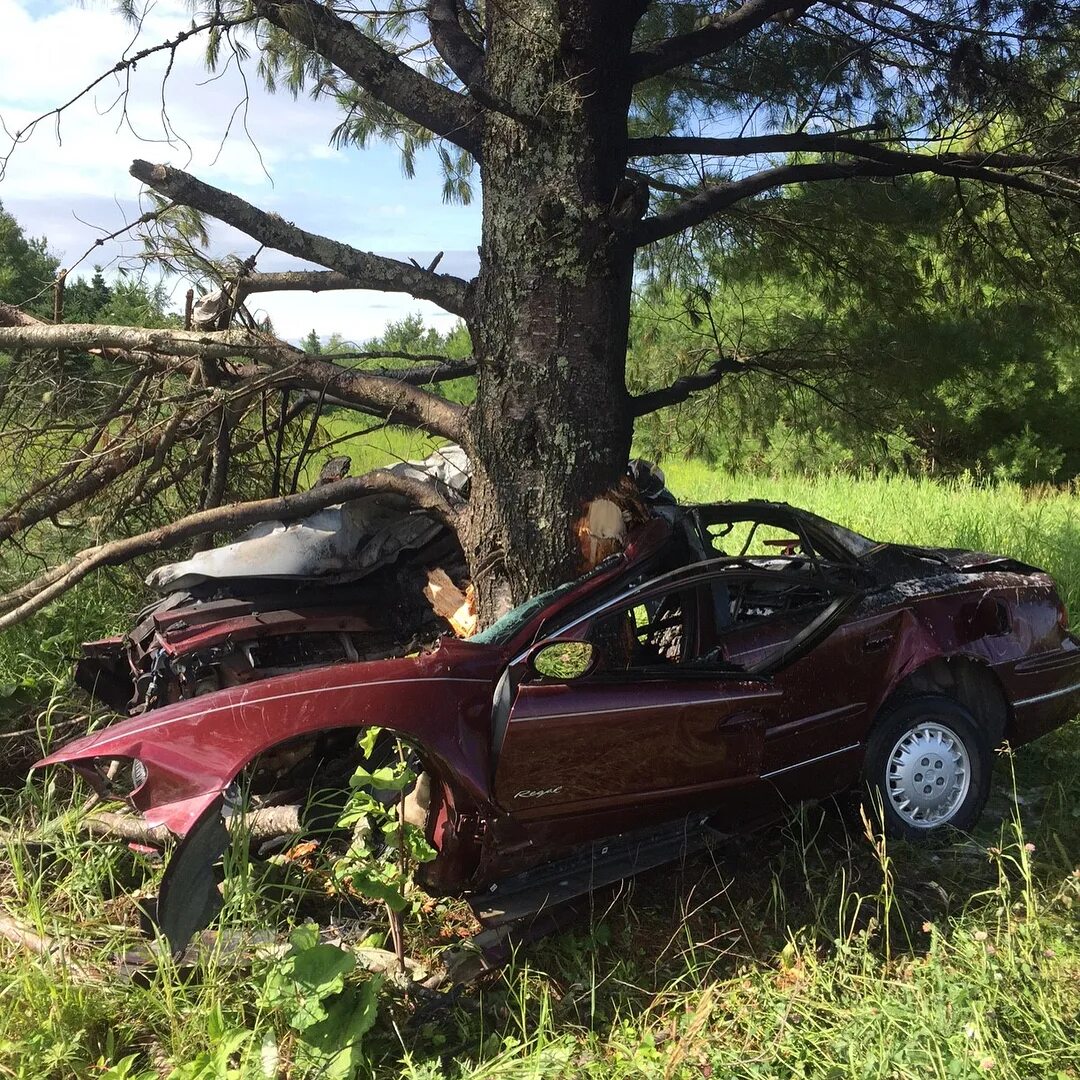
[35,501,1080,950]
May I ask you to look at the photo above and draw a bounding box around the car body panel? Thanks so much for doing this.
[35,500,1080,909]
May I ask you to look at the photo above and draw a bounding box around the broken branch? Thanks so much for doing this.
[0,323,466,440]
[0,468,462,631]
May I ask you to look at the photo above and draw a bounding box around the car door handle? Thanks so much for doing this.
[714,711,763,734]
[863,633,894,652]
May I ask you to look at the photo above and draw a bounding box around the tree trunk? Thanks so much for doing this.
[463,1,644,619]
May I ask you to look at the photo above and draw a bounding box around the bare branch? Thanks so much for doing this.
[129,160,473,316]
[0,15,253,181]
[631,156,1070,247]
[632,0,812,82]
[379,359,477,383]
[235,270,378,299]
[631,357,746,416]
[251,0,482,157]
[0,322,299,362]
[281,356,466,435]
[0,469,462,632]
[83,806,301,845]
[0,323,466,439]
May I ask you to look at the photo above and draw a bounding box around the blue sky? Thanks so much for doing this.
[0,0,482,341]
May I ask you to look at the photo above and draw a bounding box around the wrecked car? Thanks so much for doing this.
[35,467,1080,952]
[73,445,473,714]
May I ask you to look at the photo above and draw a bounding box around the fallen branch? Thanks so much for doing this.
[0,323,466,439]
[0,468,462,631]
[84,805,302,845]
[130,160,473,316]
[0,302,43,328]
[0,909,95,980]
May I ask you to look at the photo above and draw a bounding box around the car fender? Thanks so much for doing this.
[35,653,497,838]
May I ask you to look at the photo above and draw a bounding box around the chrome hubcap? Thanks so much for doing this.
[886,722,970,828]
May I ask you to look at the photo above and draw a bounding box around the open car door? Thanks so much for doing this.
[492,562,859,838]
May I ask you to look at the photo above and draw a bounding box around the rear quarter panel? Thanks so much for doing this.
[869,570,1079,745]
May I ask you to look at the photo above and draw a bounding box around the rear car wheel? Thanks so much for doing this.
[863,695,992,840]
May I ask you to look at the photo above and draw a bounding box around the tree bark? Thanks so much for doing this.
[462,1,646,618]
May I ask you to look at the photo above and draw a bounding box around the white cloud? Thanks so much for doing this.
[0,0,481,341]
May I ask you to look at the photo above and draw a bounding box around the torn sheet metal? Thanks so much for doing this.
[148,445,470,592]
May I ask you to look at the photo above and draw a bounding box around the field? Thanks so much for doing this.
[0,465,1078,1079]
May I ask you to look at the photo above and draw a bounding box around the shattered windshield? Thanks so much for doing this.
[468,580,582,646]
[468,557,623,647]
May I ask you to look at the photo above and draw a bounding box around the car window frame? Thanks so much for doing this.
[517,559,860,681]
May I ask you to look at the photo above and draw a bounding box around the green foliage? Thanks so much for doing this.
[631,174,1080,482]
[0,199,59,316]
[301,314,474,484]
[333,730,436,918]
[259,924,379,1080]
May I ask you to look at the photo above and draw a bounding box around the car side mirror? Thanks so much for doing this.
[529,640,598,681]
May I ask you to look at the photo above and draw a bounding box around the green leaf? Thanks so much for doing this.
[347,867,408,912]
[288,923,320,953]
[296,980,380,1080]
[357,726,381,757]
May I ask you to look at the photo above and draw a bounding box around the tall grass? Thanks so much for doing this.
[0,469,1077,1078]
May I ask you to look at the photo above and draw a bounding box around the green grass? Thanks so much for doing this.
[0,468,1078,1079]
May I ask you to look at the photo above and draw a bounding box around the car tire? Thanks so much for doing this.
[862,694,992,841]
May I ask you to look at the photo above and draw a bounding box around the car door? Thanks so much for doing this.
[492,565,857,837]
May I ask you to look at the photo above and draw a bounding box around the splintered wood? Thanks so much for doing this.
[576,478,651,569]
[576,498,627,567]
[424,569,478,638]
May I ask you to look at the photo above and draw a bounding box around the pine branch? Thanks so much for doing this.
[631,156,1070,246]
[628,133,1080,170]
[251,0,482,157]
[631,357,746,416]
[631,0,811,81]
[129,160,473,317]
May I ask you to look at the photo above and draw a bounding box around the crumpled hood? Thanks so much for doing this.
[146,444,470,591]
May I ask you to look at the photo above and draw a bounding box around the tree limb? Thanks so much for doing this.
[631,156,1068,246]
[0,469,463,632]
[628,133,1080,171]
[631,357,746,416]
[251,0,482,157]
[0,323,466,439]
[235,270,379,299]
[632,0,813,81]
[426,0,485,88]
[129,160,473,317]
[279,356,465,436]
[83,806,302,845]
[0,302,42,328]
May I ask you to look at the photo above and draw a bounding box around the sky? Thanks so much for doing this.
[0,0,482,342]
